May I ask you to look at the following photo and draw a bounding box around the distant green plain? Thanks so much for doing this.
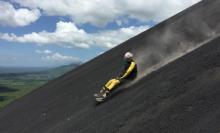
[0,64,79,109]
[0,78,46,108]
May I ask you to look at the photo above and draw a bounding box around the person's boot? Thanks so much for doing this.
[100,88,110,98]
[95,87,110,98]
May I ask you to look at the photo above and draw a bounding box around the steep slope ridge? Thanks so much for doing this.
[1,0,220,133]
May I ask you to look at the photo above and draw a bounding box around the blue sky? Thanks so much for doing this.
[0,0,200,67]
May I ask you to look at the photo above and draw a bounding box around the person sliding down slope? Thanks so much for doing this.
[94,51,138,102]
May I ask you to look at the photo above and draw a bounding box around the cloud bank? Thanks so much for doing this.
[0,21,149,49]
[35,49,80,63]
[0,1,40,27]
[12,0,200,26]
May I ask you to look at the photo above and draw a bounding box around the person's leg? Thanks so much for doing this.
[105,79,115,88]
[98,79,120,97]
[96,79,114,97]
[105,79,120,91]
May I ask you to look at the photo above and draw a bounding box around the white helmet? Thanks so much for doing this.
[124,52,133,59]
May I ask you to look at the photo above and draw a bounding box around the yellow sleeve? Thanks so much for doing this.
[120,62,136,79]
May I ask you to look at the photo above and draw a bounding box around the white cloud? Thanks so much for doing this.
[35,49,80,63]
[0,0,200,47]
[0,21,149,49]
[12,0,200,26]
[44,50,52,54]
[93,25,149,48]
[43,52,80,62]
[35,49,52,54]
[0,1,41,27]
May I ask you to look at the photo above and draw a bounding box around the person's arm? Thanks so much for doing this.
[120,62,136,79]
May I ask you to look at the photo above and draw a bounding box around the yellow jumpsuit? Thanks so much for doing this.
[104,61,136,91]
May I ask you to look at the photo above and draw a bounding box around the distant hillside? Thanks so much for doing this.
[0,67,50,74]
[43,63,81,79]
[0,63,81,81]
[0,63,81,108]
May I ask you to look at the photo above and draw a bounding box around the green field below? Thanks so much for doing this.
[0,64,80,109]
[0,78,47,109]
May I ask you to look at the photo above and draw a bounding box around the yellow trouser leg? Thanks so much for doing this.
[105,79,120,91]
[105,79,114,88]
